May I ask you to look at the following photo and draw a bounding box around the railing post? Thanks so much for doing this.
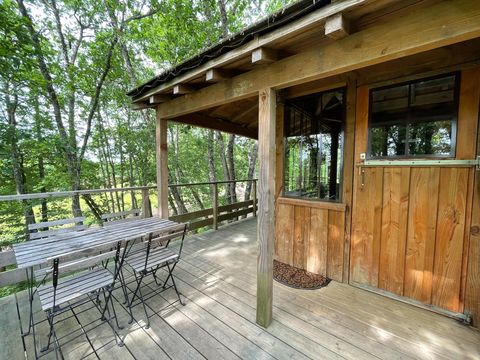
[212,183,218,230]
[253,180,257,217]
[141,188,152,218]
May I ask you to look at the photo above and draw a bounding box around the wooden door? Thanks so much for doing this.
[350,165,474,312]
[349,69,480,314]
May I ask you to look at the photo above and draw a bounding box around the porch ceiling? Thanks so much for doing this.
[169,37,480,139]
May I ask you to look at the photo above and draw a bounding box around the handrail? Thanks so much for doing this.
[0,179,258,201]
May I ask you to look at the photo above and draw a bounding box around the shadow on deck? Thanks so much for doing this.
[1,218,479,360]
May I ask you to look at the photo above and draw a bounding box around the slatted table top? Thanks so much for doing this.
[13,217,181,269]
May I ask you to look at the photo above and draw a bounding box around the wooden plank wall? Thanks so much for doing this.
[275,202,345,282]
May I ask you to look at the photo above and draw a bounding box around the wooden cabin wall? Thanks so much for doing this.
[275,201,345,282]
[350,67,480,317]
[274,78,356,283]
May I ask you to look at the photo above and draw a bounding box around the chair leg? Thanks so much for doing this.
[136,280,151,329]
[119,267,130,305]
[127,272,144,325]
[166,263,185,306]
[100,287,125,347]
[14,293,27,356]
[128,271,150,329]
[71,305,100,357]
[42,311,54,352]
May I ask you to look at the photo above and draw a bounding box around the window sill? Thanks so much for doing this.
[277,197,346,212]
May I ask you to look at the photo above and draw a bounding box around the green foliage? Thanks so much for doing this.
[0,0,292,295]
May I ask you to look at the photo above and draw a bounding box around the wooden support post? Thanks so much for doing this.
[256,87,276,328]
[156,110,169,219]
[141,188,152,218]
[252,180,257,217]
[212,183,219,230]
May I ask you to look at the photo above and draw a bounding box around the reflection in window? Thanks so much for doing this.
[369,74,458,158]
[284,89,345,201]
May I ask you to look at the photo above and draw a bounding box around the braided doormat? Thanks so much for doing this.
[273,260,331,290]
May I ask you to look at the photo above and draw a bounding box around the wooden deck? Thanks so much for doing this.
[1,218,479,360]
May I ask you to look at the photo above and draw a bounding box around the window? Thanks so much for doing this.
[284,88,345,201]
[369,74,459,158]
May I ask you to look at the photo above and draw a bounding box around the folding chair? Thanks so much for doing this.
[122,223,188,328]
[101,209,141,226]
[28,217,86,241]
[35,241,127,359]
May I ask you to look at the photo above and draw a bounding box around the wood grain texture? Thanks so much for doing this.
[256,87,276,327]
[275,204,294,264]
[277,197,346,211]
[350,167,384,287]
[293,206,307,269]
[328,210,345,282]
[307,208,328,275]
[275,102,284,200]
[404,168,440,303]
[342,77,357,283]
[465,68,480,324]
[456,67,480,159]
[432,168,469,312]
[156,110,169,219]
[378,167,410,296]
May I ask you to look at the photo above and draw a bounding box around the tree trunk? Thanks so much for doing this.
[216,132,231,204]
[245,142,258,201]
[33,94,48,223]
[206,130,217,183]
[5,83,36,238]
[217,0,229,38]
[227,134,237,204]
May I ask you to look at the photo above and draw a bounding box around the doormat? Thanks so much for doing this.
[273,260,331,290]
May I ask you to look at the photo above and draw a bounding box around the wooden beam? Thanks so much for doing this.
[158,0,480,119]
[206,68,232,83]
[156,111,169,219]
[134,0,371,102]
[132,102,153,110]
[325,13,350,40]
[252,47,279,65]
[172,113,257,139]
[256,88,276,328]
[149,94,170,104]
[173,84,194,95]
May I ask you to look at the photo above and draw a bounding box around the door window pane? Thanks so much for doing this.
[369,74,458,158]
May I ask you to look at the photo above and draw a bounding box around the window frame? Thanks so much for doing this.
[282,87,347,203]
[367,72,460,159]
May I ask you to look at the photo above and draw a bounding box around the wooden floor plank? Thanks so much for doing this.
[2,218,480,360]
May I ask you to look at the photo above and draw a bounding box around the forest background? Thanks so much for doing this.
[0,0,294,255]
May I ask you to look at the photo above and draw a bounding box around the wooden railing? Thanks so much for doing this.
[0,179,257,288]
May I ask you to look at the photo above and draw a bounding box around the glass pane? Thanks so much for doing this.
[369,74,457,158]
[370,125,406,157]
[407,120,452,156]
[284,89,344,201]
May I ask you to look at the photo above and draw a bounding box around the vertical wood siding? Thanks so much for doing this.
[275,203,345,282]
